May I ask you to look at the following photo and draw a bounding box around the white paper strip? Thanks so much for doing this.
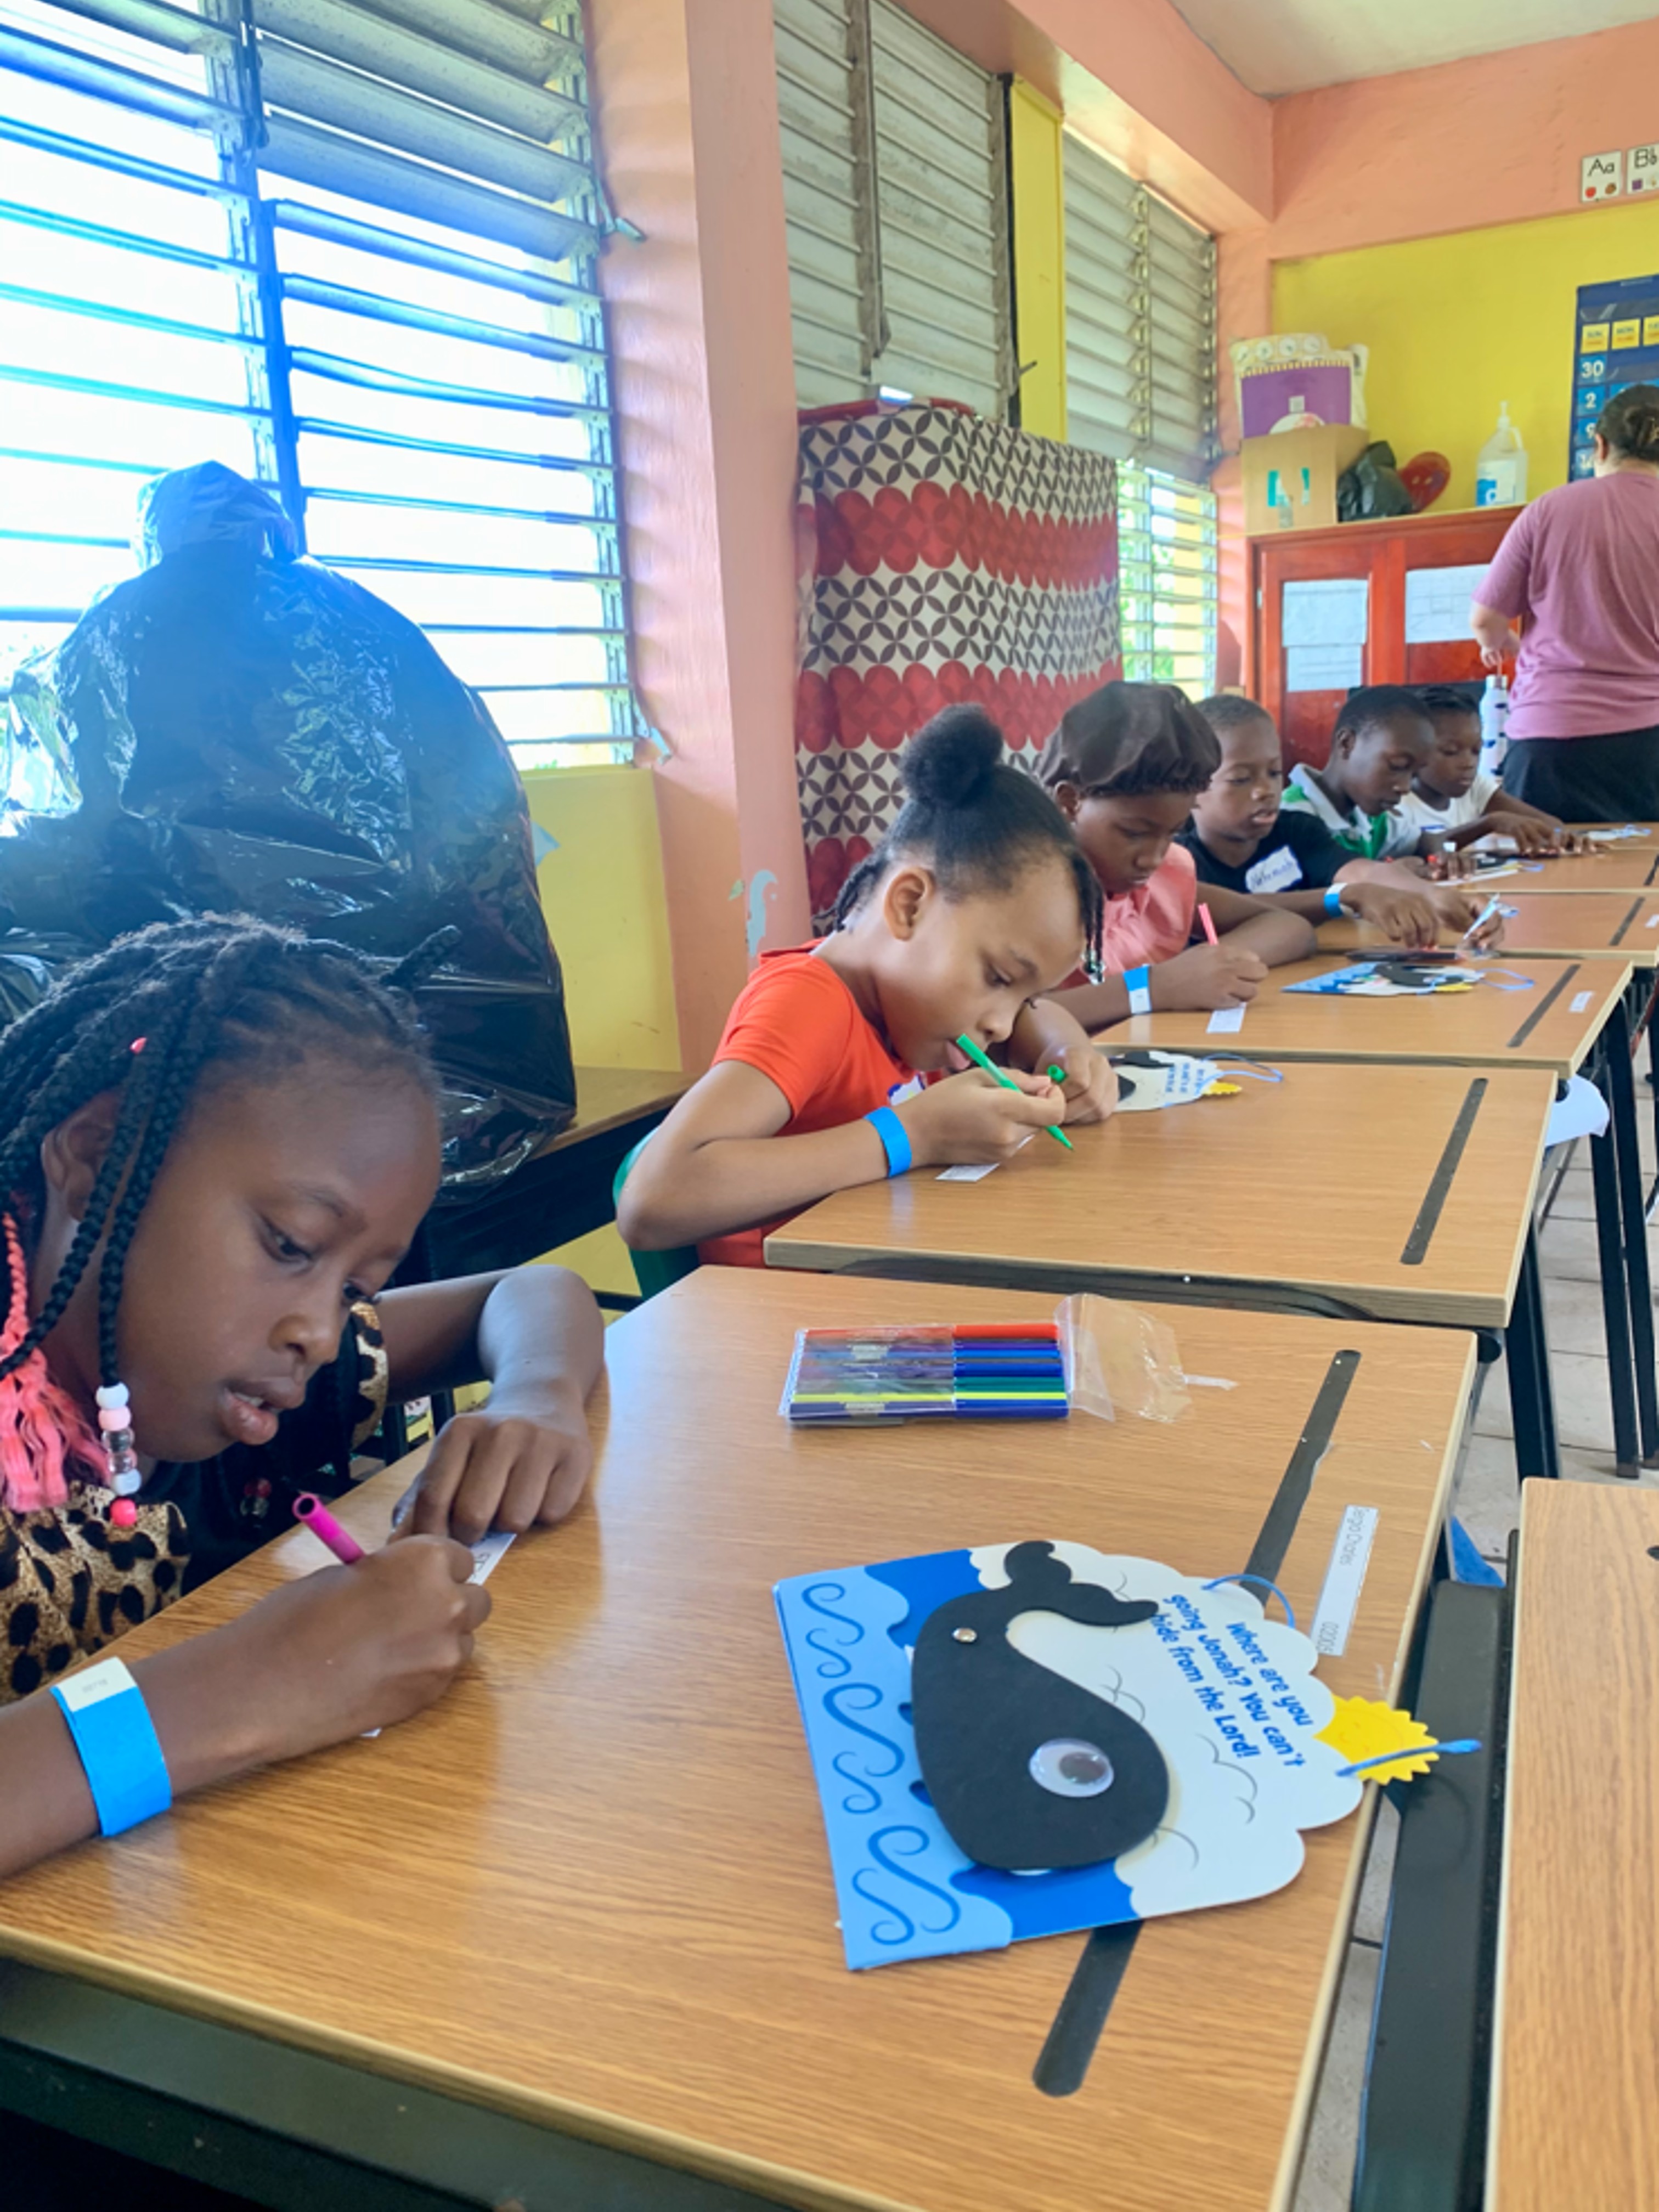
[1312,1504,1379,1658]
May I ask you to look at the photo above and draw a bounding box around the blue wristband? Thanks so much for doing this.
[865,1105,913,1177]
[51,1657,172,1837]
[1323,886,1347,917]
[1125,964,1152,1017]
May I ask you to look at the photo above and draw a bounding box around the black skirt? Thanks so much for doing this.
[1501,726,1659,822]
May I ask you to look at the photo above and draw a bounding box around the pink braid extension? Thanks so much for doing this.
[0,1214,105,1511]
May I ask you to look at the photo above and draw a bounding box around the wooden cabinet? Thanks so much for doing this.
[1251,506,1520,768]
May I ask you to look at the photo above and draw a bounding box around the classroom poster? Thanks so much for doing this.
[1572,274,1659,478]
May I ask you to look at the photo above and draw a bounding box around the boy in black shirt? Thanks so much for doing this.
[1180,697,1499,947]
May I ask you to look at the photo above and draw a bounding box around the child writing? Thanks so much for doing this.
[0,918,604,1881]
[1279,686,1442,861]
[1394,686,1587,854]
[1034,681,1316,1028]
[617,707,1118,1264]
[1182,694,1504,948]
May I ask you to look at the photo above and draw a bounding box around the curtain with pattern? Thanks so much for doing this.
[793,401,1121,926]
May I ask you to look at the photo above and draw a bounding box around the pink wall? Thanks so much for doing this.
[585,0,808,1071]
[901,0,1271,229]
[1272,16,1659,264]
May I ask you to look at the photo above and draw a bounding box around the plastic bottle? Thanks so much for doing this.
[1479,673,1510,777]
[1476,404,1528,508]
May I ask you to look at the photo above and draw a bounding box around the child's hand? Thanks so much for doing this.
[1493,816,1560,856]
[1429,888,1505,949]
[1159,942,1268,1011]
[900,1067,1063,1167]
[1345,883,1441,949]
[228,1537,490,1757]
[1425,846,1476,881]
[400,1385,595,1546]
[1048,1042,1119,1125]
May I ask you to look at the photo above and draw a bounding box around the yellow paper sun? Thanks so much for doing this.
[1318,1696,1441,1785]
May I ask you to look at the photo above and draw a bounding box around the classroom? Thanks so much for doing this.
[2,1,1657,2207]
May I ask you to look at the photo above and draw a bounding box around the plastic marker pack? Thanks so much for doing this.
[780,1324,1068,1424]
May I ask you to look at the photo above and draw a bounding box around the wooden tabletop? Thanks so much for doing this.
[767,1060,1554,1328]
[1119,956,1629,1078]
[0,1271,1475,2212]
[1488,1479,1659,2211]
[1493,846,1659,895]
[1319,894,1659,966]
[545,1064,688,1149]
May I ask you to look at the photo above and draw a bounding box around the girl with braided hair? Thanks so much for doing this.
[0,917,602,1879]
[620,706,1116,1266]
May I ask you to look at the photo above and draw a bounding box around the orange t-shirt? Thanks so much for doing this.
[1098,842,1199,970]
[699,945,918,1268]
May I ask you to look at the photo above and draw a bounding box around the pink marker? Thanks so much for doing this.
[1198,902,1220,947]
[294,1493,365,1565]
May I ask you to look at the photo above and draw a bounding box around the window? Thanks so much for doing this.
[0,0,636,765]
[1060,131,1218,692]
[772,0,1011,417]
[1116,465,1217,692]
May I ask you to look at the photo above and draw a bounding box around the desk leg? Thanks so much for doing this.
[1588,1048,1642,1477]
[1603,997,1659,1460]
[1505,1229,1560,1482]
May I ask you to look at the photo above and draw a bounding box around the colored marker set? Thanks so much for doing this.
[780,1322,1069,1424]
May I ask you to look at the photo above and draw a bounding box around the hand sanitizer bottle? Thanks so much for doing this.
[1476,404,1528,507]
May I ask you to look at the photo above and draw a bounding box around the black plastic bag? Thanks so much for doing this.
[1,464,575,1193]
[1337,441,1415,523]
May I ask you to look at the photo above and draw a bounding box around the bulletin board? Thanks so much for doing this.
[1572,274,1659,479]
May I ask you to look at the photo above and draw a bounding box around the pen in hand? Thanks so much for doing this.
[953,1033,1075,1150]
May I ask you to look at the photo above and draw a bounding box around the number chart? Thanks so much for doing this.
[1572,273,1659,478]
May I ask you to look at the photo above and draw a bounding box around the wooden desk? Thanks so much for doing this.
[768,1060,1553,1330]
[1487,1480,1659,2211]
[1119,957,1629,1077]
[1493,844,1659,894]
[1319,894,1659,965]
[542,1063,690,1153]
[0,1271,1475,2212]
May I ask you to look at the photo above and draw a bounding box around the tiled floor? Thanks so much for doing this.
[1290,1121,1659,2211]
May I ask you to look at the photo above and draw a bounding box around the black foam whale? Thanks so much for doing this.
[911,1541,1170,1872]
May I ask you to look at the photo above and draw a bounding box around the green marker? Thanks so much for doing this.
[953,1033,1075,1150]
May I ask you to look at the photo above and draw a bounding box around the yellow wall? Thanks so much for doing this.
[520,764,679,1301]
[1274,200,1659,512]
[1009,81,1067,444]
[521,764,681,1071]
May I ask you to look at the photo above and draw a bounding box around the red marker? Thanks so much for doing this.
[1198,902,1220,947]
[294,1493,365,1564]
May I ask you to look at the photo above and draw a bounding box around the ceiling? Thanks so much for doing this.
[1166,0,1655,95]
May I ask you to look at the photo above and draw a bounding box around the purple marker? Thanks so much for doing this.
[294,1493,365,1565]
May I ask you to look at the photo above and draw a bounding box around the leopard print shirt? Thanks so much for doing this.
[0,1299,388,1705]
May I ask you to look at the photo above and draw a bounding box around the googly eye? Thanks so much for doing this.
[1028,1737,1115,1798]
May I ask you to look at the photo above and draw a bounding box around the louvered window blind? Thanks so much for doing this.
[0,0,636,763]
[772,0,1011,419]
[1061,132,1218,691]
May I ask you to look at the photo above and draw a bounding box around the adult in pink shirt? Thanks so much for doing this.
[1471,384,1659,821]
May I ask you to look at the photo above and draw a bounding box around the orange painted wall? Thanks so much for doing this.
[584,0,808,1073]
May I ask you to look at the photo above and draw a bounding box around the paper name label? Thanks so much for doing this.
[1311,1505,1379,1658]
[468,1530,516,1584]
[938,1161,1000,1182]
[1206,1006,1246,1035]
[1571,990,1594,1012]
[1245,845,1304,894]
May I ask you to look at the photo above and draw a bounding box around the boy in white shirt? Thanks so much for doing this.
[1395,687,1584,853]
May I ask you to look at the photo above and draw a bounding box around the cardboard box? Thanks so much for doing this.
[1242,424,1370,536]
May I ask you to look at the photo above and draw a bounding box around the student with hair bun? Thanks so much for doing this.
[1471,381,1659,820]
[618,706,1118,1266]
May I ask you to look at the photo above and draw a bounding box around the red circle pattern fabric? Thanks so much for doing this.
[794,404,1122,926]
